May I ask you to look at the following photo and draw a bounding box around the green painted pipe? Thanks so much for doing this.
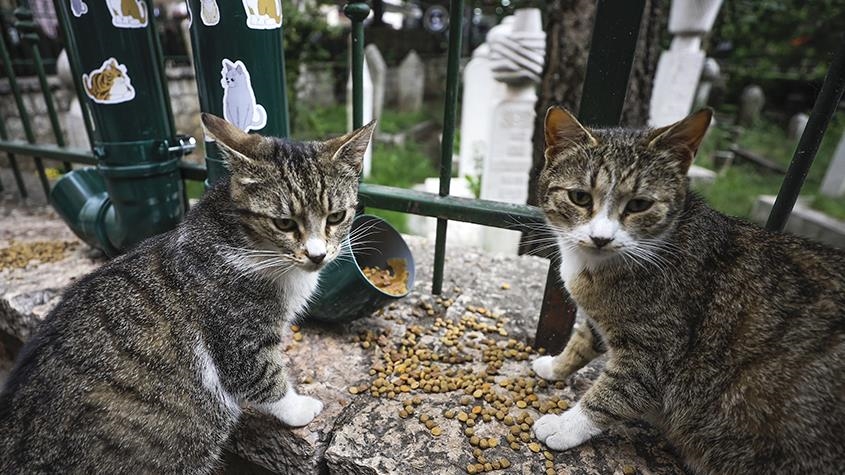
[49,0,186,256]
[185,0,290,188]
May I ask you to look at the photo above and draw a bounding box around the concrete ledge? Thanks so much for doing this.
[751,195,845,248]
[0,204,686,474]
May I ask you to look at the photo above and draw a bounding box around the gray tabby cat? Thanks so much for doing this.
[0,113,375,473]
[531,107,844,474]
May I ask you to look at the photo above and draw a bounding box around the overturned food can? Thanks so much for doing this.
[307,214,415,323]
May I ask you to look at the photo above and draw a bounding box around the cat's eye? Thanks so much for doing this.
[567,190,592,208]
[273,218,297,232]
[326,210,346,225]
[625,198,653,213]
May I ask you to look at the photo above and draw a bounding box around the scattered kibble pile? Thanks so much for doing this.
[362,258,409,296]
[346,293,584,474]
[0,240,77,271]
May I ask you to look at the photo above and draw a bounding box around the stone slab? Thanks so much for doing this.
[751,195,845,249]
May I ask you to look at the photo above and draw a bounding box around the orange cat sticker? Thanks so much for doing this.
[82,58,136,105]
[106,0,148,28]
[241,0,282,29]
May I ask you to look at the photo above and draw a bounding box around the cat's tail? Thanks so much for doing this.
[251,105,267,129]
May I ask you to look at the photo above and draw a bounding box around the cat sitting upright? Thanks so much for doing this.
[531,107,844,474]
[0,114,376,473]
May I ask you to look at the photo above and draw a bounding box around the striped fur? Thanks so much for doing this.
[0,115,375,473]
[533,107,845,474]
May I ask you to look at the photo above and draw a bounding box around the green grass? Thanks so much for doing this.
[694,114,845,221]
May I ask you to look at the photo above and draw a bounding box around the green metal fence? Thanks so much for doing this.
[0,0,843,352]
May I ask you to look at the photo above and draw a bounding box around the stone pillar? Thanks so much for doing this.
[649,0,723,126]
[458,43,505,179]
[56,49,89,150]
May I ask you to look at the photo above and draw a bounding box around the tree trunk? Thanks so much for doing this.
[519,0,666,256]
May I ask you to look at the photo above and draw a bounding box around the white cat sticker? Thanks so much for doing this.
[70,0,88,17]
[106,0,148,28]
[200,0,219,26]
[220,59,267,132]
[241,0,282,29]
[82,58,136,105]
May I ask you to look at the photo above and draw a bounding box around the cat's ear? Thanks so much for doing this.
[224,60,234,71]
[325,120,377,173]
[647,108,713,168]
[544,106,598,160]
[201,113,263,171]
[235,63,245,74]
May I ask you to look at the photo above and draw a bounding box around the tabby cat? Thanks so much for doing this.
[106,0,147,27]
[0,114,376,473]
[531,107,845,474]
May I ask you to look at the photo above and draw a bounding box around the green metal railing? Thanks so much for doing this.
[0,1,843,352]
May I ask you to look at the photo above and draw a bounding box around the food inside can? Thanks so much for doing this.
[362,258,409,295]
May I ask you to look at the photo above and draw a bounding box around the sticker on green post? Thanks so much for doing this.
[70,0,88,17]
[106,0,148,28]
[242,0,282,29]
[221,59,267,132]
[200,0,219,26]
[82,58,136,104]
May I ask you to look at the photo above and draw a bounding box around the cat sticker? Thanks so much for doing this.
[241,0,282,29]
[82,58,136,105]
[106,0,148,28]
[220,59,267,132]
[200,0,219,26]
[70,0,88,17]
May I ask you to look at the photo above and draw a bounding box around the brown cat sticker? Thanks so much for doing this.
[82,58,136,105]
[106,0,148,28]
[241,0,282,29]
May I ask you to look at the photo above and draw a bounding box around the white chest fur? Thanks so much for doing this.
[277,269,320,320]
[557,242,587,293]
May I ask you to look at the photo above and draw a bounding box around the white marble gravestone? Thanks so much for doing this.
[738,85,765,127]
[365,44,387,126]
[458,44,505,178]
[478,8,545,254]
[821,132,845,197]
[788,113,809,142]
[649,0,724,127]
[347,56,374,177]
[397,51,425,112]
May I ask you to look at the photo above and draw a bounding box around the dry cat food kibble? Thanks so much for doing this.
[362,258,409,295]
[0,240,78,270]
[347,293,571,473]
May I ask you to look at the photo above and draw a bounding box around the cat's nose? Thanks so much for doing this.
[307,252,326,264]
[590,236,613,248]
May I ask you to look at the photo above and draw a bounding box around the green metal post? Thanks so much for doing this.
[186,0,291,188]
[15,6,72,173]
[345,1,369,130]
[50,0,186,255]
[431,0,465,295]
[0,29,50,198]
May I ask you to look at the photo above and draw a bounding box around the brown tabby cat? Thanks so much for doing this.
[0,114,375,473]
[83,59,133,103]
[531,107,845,474]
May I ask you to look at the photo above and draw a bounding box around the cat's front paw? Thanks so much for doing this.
[532,355,562,381]
[533,404,601,451]
[266,392,323,427]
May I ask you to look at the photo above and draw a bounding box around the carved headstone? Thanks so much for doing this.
[365,44,387,125]
[649,0,724,126]
[821,132,845,197]
[458,44,504,178]
[397,51,425,112]
[738,85,765,127]
[787,113,809,142]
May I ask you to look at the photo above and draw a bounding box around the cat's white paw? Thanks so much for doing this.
[265,391,323,427]
[532,355,560,381]
[533,403,601,451]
